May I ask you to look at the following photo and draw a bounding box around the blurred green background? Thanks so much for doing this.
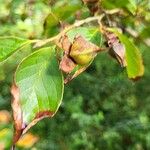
[0,0,150,149]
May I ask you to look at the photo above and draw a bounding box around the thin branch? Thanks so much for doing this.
[105,9,122,14]
[34,14,105,48]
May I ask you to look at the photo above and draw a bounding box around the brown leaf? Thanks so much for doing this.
[59,55,76,73]
[112,43,126,67]
[60,35,72,54]
[105,31,127,67]
[64,64,91,84]
[11,84,23,144]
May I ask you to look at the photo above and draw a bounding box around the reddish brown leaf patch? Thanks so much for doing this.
[11,84,56,145]
[60,35,71,54]
[71,35,100,54]
[35,111,54,119]
[11,84,23,144]
[59,55,76,73]
[59,35,103,83]
[105,31,127,67]
[70,35,100,65]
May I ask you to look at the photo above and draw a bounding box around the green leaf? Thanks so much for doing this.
[107,28,144,79]
[54,4,81,21]
[102,0,137,15]
[67,27,102,47]
[43,13,60,37]
[0,37,31,62]
[12,47,64,142]
[16,46,64,123]
[43,2,82,37]
[140,27,150,39]
[126,0,137,15]
[0,128,13,148]
[101,0,130,9]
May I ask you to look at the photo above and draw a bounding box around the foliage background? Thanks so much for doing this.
[0,0,150,149]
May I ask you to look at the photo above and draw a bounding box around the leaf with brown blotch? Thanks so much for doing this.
[70,35,100,65]
[60,27,103,83]
[11,84,23,144]
[107,28,144,79]
[105,31,127,67]
[62,35,102,83]
[11,47,64,145]
[59,34,101,74]
[105,27,144,79]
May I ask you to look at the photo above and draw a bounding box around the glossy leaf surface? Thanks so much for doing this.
[12,47,64,143]
[0,37,31,62]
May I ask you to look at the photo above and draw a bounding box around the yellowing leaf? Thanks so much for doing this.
[0,128,13,149]
[17,133,39,148]
[0,129,9,138]
[0,110,11,123]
